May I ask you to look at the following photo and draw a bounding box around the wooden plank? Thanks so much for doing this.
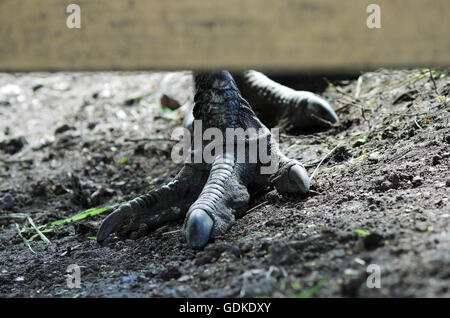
[0,0,448,72]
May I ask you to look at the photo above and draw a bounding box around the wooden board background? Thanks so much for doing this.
[0,0,448,72]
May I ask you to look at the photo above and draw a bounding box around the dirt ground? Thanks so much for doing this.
[0,69,449,298]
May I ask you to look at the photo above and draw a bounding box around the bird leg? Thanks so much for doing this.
[97,71,313,249]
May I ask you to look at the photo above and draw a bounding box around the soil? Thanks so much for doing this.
[0,69,449,298]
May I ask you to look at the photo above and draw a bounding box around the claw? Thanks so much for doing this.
[185,209,214,249]
[289,165,310,194]
[96,205,131,243]
[273,162,310,194]
[306,97,338,125]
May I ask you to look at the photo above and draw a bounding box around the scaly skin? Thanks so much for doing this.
[236,70,338,129]
[97,71,336,249]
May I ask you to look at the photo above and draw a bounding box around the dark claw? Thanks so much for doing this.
[96,205,131,243]
[289,165,310,194]
[273,160,311,194]
[185,209,214,249]
[306,97,338,125]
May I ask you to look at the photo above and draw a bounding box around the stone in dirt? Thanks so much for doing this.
[54,124,76,135]
[0,194,14,209]
[0,136,27,154]
[160,94,181,110]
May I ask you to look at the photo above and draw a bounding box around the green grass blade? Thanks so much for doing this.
[49,204,117,227]
[15,224,35,254]
[356,229,371,236]
[27,216,51,244]
[20,203,123,237]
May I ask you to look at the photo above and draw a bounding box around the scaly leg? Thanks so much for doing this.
[184,153,250,248]
[97,71,314,249]
[236,70,338,129]
[97,164,209,243]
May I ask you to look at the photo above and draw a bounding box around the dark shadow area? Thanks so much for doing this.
[268,73,360,93]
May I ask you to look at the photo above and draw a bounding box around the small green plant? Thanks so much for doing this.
[293,278,327,298]
[50,205,116,226]
[356,229,371,236]
[16,204,122,252]
[355,136,368,145]
[158,104,178,120]
[291,281,302,290]
[15,224,35,254]
[27,216,51,244]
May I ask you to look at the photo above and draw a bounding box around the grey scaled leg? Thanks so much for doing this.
[183,153,250,249]
[236,70,338,129]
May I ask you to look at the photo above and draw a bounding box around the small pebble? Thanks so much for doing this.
[0,194,14,209]
[54,124,75,135]
[368,152,381,163]
[415,223,428,233]
[412,176,423,187]
[380,180,393,191]
[432,155,442,165]
[333,249,346,258]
